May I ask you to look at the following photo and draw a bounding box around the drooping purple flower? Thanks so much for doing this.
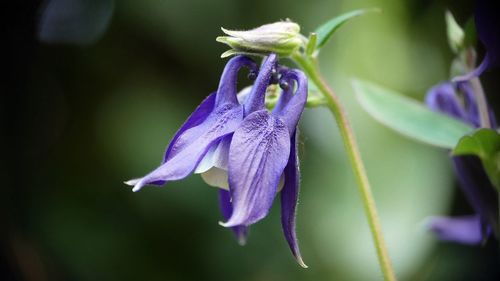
[126,54,308,267]
[425,82,498,244]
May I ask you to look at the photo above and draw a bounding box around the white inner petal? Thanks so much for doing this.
[200,166,285,193]
[194,139,230,174]
[194,144,218,174]
[201,167,229,190]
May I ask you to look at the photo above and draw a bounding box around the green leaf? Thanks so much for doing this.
[453,129,500,190]
[315,8,380,49]
[352,79,474,148]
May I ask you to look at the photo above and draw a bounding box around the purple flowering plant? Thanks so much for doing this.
[354,1,499,250]
[126,9,398,281]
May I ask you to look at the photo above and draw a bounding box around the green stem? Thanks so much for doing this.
[465,48,491,129]
[470,77,491,128]
[292,54,397,281]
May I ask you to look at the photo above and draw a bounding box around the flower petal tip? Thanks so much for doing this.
[131,184,144,192]
[296,256,308,269]
[218,220,232,228]
[124,179,145,192]
[124,179,138,186]
[219,218,243,228]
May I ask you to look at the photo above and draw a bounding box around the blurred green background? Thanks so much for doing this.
[3,0,499,280]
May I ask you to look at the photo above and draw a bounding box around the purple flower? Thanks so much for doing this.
[425,82,498,244]
[126,54,308,267]
[454,0,499,81]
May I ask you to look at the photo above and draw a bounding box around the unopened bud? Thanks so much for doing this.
[216,21,303,58]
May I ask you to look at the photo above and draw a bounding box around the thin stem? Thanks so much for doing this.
[292,54,397,281]
[470,77,491,128]
[464,48,491,128]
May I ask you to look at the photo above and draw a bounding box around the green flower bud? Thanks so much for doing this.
[216,21,304,57]
[445,10,465,54]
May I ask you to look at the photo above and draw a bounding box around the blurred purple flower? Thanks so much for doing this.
[455,0,499,81]
[425,82,498,244]
[126,54,308,267]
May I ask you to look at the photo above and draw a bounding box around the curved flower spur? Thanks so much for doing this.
[126,54,309,267]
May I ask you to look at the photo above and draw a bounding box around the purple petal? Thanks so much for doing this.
[452,156,499,235]
[127,104,243,191]
[135,93,216,186]
[452,55,490,82]
[163,55,256,164]
[222,110,291,227]
[218,189,248,245]
[163,93,216,163]
[244,54,278,115]
[426,215,483,245]
[273,69,308,134]
[215,56,258,107]
[195,135,232,173]
[425,82,468,122]
[280,130,307,268]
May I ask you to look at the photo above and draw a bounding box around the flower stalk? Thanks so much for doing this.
[470,77,491,128]
[291,53,397,281]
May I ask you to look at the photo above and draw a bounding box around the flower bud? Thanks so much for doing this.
[216,21,303,57]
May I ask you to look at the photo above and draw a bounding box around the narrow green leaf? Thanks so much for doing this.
[352,79,474,148]
[315,8,380,49]
[453,129,500,190]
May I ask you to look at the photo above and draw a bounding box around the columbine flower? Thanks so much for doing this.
[126,53,309,267]
[216,21,303,58]
[425,81,498,244]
